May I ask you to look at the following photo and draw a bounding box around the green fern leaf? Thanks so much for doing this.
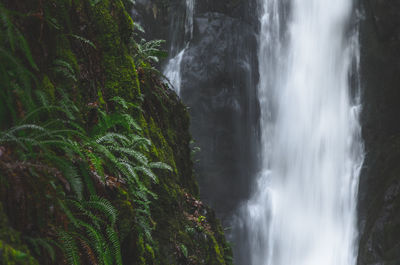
[68,34,96,49]
[58,231,81,265]
[84,196,118,226]
[135,166,158,183]
[106,226,122,265]
[149,162,173,172]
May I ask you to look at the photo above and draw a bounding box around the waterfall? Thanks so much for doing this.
[240,0,365,264]
[164,0,195,95]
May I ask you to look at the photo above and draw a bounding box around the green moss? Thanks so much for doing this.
[88,0,141,101]
[210,235,225,265]
[97,88,106,107]
[147,117,178,173]
[0,241,39,265]
[0,204,38,265]
[41,75,55,102]
[145,243,156,261]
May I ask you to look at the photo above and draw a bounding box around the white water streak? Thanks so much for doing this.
[164,0,195,95]
[164,49,185,95]
[244,0,364,264]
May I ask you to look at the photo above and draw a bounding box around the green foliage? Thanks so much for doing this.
[67,34,97,50]
[90,0,104,6]
[0,5,171,263]
[0,88,171,262]
[25,237,57,262]
[129,21,167,74]
[180,244,188,258]
[59,197,122,265]
[0,4,38,126]
[53,59,77,82]
[133,39,167,64]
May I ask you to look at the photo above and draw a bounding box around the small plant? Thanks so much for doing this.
[197,215,206,223]
[59,196,122,265]
[129,21,167,75]
[179,244,188,259]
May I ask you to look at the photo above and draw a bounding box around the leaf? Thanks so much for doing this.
[133,22,145,33]
[135,166,158,183]
[90,0,103,6]
[180,244,188,258]
[149,162,173,172]
[110,96,128,109]
[106,226,122,265]
[58,231,81,265]
[112,147,148,165]
[84,196,118,226]
[69,34,96,49]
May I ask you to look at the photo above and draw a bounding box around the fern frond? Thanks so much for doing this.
[135,166,158,183]
[110,96,129,110]
[84,196,118,226]
[111,146,148,165]
[58,231,81,265]
[7,124,46,134]
[121,113,142,131]
[68,34,96,49]
[77,220,105,263]
[118,160,139,181]
[54,159,83,199]
[106,226,122,265]
[133,22,145,33]
[27,237,56,262]
[58,200,80,228]
[67,200,103,230]
[130,134,151,148]
[53,59,77,82]
[149,162,173,172]
[95,133,130,146]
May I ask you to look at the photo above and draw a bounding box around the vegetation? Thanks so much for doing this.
[0,2,169,263]
[0,0,232,264]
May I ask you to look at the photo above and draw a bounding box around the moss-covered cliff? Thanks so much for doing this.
[0,0,232,264]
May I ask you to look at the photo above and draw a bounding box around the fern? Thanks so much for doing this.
[60,197,121,265]
[25,237,57,262]
[0,4,38,70]
[53,59,77,82]
[95,132,130,146]
[68,34,96,49]
[135,166,158,183]
[0,8,172,261]
[84,196,118,226]
[90,0,103,6]
[59,231,81,265]
[111,146,149,165]
[149,161,173,172]
[134,39,167,64]
[107,226,122,265]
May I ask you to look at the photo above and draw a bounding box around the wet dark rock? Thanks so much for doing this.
[136,0,261,222]
[180,10,260,221]
[357,0,400,264]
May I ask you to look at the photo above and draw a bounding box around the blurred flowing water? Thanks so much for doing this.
[234,0,365,264]
[163,0,194,95]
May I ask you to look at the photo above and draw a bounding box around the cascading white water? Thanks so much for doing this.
[242,0,364,264]
[164,0,195,95]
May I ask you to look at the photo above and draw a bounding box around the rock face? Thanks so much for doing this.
[357,0,400,264]
[134,0,400,263]
[135,0,261,221]
[180,0,260,220]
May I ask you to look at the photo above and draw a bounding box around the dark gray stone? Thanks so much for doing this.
[180,10,260,220]
[357,0,400,264]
